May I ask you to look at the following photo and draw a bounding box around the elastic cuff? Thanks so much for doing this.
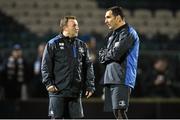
[44,80,53,89]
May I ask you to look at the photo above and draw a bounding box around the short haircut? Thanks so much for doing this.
[59,16,76,32]
[107,6,125,19]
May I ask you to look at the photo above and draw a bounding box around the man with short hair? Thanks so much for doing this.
[99,6,140,119]
[41,16,95,119]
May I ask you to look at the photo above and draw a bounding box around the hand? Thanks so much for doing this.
[98,48,108,63]
[85,91,93,99]
[47,85,59,93]
[99,48,105,55]
[99,48,107,56]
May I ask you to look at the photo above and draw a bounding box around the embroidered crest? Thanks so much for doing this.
[114,42,120,47]
[59,42,64,49]
[79,47,84,53]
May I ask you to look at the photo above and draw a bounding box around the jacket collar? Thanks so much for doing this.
[59,33,76,39]
[59,33,76,43]
[114,23,128,33]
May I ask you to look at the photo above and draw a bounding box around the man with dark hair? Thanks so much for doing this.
[41,16,95,119]
[99,6,140,119]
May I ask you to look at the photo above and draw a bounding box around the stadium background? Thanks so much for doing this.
[0,0,180,118]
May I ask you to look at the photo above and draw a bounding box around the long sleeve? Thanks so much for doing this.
[84,47,95,92]
[41,43,55,88]
[105,32,134,62]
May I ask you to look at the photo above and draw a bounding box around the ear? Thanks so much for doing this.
[117,15,125,23]
[116,15,121,21]
[117,15,121,19]
[63,25,67,31]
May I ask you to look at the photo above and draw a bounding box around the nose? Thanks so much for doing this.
[105,19,107,24]
[76,26,79,31]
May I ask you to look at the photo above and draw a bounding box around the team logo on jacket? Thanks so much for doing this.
[59,43,64,49]
[79,47,84,53]
[114,42,120,47]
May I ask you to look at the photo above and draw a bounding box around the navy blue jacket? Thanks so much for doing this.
[99,24,140,89]
[41,34,95,97]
